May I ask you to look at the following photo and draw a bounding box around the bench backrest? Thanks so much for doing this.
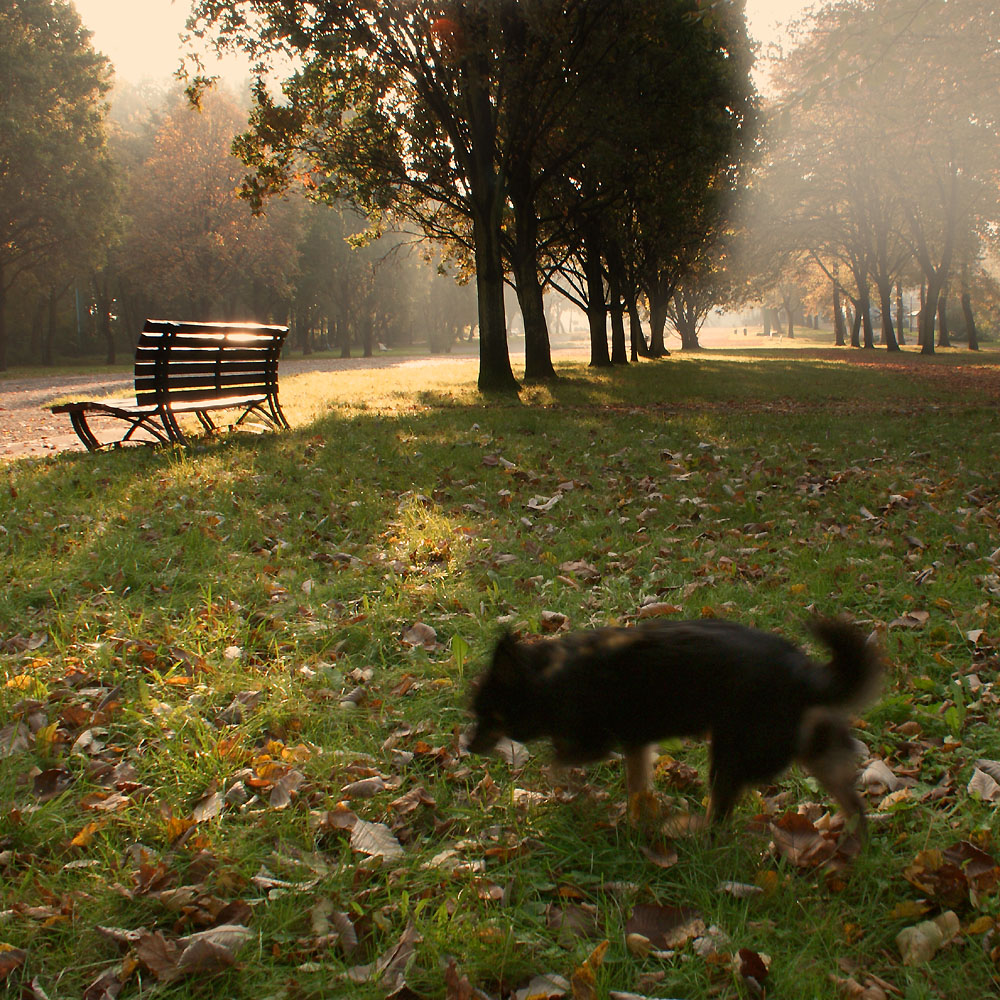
[134,319,289,406]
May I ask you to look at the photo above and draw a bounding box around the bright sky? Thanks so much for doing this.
[71,0,812,85]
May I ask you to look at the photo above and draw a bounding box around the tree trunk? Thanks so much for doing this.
[832,283,846,346]
[93,273,116,365]
[918,279,940,355]
[627,297,648,361]
[582,229,611,367]
[936,289,950,347]
[0,264,7,371]
[646,277,670,356]
[857,285,874,349]
[472,197,518,391]
[607,251,628,365]
[44,288,59,366]
[848,299,862,348]
[509,163,555,381]
[895,282,906,346]
[875,279,900,351]
[961,288,979,351]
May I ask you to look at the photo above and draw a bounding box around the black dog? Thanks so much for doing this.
[466,617,880,831]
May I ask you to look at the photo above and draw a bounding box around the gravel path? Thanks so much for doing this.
[0,353,478,460]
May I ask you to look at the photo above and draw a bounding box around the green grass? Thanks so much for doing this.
[2,347,1000,998]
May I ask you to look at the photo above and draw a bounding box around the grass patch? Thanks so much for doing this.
[2,348,1000,998]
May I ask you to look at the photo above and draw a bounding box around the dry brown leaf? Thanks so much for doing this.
[637,602,683,619]
[769,812,837,868]
[401,622,441,651]
[350,819,404,860]
[626,904,705,950]
[0,946,27,981]
[193,789,223,822]
[896,911,960,966]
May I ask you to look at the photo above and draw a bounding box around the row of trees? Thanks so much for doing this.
[188,0,759,389]
[0,1,478,371]
[743,0,1000,353]
[4,1,998,376]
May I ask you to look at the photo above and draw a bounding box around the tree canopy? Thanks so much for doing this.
[0,0,115,370]
[186,0,758,389]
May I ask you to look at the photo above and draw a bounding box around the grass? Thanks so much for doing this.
[2,346,1000,999]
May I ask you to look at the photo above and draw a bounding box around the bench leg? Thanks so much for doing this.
[68,411,103,452]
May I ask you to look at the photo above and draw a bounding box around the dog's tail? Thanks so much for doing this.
[809,617,882,708]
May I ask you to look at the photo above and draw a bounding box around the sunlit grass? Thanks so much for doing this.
[2,349,1000,998]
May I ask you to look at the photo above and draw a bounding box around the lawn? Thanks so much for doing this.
[2,347,1000,999]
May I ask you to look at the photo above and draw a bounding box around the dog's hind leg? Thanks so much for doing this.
[798,709,869,838]
[624,744,658,824]
[707,772,742,823]
[624,744,655,795]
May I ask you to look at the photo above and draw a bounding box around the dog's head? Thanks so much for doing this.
[464,633,535,754]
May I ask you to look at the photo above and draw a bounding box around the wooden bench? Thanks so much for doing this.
[50,319,290,451]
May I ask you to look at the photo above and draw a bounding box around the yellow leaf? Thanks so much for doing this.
[280,743,313,763]
[889,900,931,921]
[570,940,608,1000]
[71,820,105,847]
[34,722,59,754]
[5,674,48,698]
[166,816,195,841]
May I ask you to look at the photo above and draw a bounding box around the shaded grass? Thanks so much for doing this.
[2,349,1000,998]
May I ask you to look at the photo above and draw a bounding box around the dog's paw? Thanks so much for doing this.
[627,789,662,826]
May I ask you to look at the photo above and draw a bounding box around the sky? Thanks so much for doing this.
[71,0,814,87]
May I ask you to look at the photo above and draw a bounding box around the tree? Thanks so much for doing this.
[122,89,300,320]
[0,0,115,370]
[756,0,1000,354]
[187,0,523,392]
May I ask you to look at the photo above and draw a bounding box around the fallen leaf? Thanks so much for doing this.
[513,973,570,1000]
[0,946,27,980]
[526,493,563,513]
[896,911,959,966]
[769,813,837,868]
[626,904,705,950]
[570,940,608,1000]
[350,819,404,860]
[401,622,441,651]
[637,603,683,619]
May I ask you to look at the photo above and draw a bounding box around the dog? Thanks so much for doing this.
[465,617,880,832]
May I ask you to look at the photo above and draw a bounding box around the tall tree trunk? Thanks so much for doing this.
[832,283,846,346]
[647,283,670,356]
[918,279,940,355]
[607,251,628,365]
[514,263,554,379]
[875,279,900,351]
[509,161,555,380]
[848,299,862,347]
[627,297,647,361]
[961,288,979,351]
[44,288,59,366]
[936,289,950,347]
[857,285,874,349]
[93,273,116,365]
[0,264,7,372]
[583,229,611,367]
[895,282,906,346]
[472,197,518,391]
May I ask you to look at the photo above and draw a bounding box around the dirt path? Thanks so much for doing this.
[0,353,477,460]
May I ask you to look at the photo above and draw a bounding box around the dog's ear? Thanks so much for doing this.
[490,632,526,687]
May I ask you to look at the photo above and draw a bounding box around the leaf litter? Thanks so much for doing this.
[3,357,1000,996]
